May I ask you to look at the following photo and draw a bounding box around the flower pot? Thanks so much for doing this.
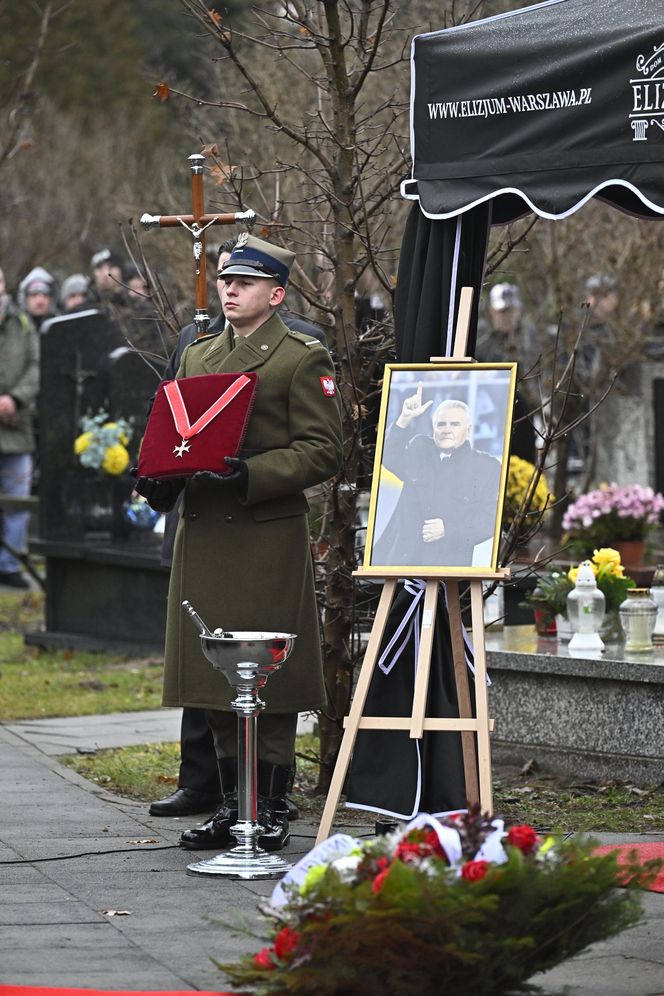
[533,606,556,636]
[612,540,645,566]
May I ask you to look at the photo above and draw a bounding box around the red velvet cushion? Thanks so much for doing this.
[137,372,258,479]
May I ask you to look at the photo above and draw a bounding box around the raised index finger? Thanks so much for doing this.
[416,381,423,406]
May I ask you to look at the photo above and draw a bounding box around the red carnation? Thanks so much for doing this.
[372,865,391,893]
[507,825,539,854]
[274,926,301,959]
[461,860,490,882]
[424,829,448,862]
[395,840,427,862]
[253,946,276,970]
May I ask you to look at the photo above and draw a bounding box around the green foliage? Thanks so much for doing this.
[524,550,637,618]
[523,571,572,618]
[221,829,657,996]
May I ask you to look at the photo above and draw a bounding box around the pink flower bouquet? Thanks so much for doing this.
[563,483,664,549]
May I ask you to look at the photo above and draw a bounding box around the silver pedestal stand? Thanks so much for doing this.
[182,601,296,880]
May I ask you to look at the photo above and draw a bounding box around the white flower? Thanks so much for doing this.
[329,855,362,880]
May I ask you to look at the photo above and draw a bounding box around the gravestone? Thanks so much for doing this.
[594,360,664,490]
[26,309,170,654]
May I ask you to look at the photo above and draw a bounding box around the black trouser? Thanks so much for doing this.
[205,709,298,766]
[177,707,220,794]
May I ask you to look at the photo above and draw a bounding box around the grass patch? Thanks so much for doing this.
[60,742,181,800]
[61,733,664,833]
[60,732,331,816]
[0,591,164,720]
[494,768,664,833]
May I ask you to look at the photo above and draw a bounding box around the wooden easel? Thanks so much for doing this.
[316,287,509,844]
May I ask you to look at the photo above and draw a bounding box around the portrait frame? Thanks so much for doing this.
[363,362,518,577]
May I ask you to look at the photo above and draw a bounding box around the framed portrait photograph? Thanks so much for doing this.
[363,362,517,576]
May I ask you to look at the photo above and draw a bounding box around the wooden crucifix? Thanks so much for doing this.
[141,153,255,338]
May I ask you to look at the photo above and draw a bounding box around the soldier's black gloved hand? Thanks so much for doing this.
[134,476,179,513]
[193,457,248,491]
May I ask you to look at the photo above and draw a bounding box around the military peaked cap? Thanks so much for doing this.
[219,234,295,287]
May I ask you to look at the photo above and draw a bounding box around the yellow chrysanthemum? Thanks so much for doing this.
[504,456,552,524]
[74,431,93,455]
[592,547,621,569]
[102,444,130,476]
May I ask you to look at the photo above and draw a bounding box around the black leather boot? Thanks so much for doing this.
[257,760,291,852]
[285,760,300,821]
[179,757,238,850]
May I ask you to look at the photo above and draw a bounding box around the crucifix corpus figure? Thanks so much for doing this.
[141,153,255,337]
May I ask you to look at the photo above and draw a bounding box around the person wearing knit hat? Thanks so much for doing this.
[90,248,125,300]
[18,266,57,331]
[60,274,91,313]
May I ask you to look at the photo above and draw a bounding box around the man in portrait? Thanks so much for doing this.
[372,384,502,567]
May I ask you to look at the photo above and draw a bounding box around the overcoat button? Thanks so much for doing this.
[188,512,198,520]
[225,514,233,522]
[260,344,269,351]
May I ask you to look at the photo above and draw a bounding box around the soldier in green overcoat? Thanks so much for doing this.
[137,236,342,851]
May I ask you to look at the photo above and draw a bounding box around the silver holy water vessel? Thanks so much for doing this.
[182,600,296,879]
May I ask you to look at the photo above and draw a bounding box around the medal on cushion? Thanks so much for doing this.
[173,438,191,458]
[163,375,252,457]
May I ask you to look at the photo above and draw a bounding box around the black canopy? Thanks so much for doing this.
[404,0,664,224]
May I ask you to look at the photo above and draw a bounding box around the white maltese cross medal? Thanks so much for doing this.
[174,438,191,458]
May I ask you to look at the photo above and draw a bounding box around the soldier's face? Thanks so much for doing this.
[220,275,284,331]
[433,407,471,450]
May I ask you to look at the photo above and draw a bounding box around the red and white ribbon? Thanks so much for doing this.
[163,375,251,440]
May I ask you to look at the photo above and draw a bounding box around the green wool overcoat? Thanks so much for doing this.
[162,312,343,713]
[0,301,39,454]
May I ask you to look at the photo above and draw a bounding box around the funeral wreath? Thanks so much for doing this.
[219,807,660,996]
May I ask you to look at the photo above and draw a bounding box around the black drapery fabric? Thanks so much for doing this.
[346,206,490,818]
[345,586,473,819]
[408,0,664,223]
[395,202,491,360]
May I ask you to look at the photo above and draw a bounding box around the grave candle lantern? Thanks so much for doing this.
[566,560,605,654]
[618,588,657,653]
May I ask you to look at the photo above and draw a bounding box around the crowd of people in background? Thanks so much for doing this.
[14,248,152,333]
[0,248,153,589]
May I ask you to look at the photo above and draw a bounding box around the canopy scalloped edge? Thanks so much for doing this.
[400,177,664,223]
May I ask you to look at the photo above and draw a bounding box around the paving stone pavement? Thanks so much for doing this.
[1,713,663,994]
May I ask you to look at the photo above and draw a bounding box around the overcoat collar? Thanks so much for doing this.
[198,312,289,373]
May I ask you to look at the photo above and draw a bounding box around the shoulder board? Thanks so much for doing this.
[287,329,321,347]
[190,330,222,347]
